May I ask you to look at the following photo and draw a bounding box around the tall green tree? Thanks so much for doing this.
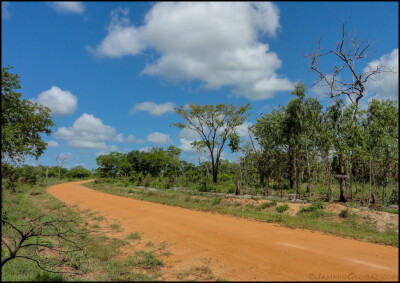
[172,103,251,183]
[324,99,364,202]
[1,66,55,163]
[364,99,398,204]
[301,97,323,194]
[252,105,286,195]
[96,152,126,178]
[283,82,322,198]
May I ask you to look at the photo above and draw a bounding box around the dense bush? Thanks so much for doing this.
[276,204,289,213]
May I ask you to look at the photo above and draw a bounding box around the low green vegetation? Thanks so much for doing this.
[92,215,104,221]
[339,208,350,219]
[126,232,142,241]
[1,179,167,281]
[176,258,216,281]
[276,204,289,213]
[110,223,122,231]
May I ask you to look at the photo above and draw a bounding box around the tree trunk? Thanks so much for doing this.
[313,170,317,197]
[260,174,265,188]
[294,151,298,200]
[328,163,333,202]
[306,147,311,195]
[289,147,294,189]
[369,157,373,204]
[348,162,352,201]
[236,180,241,195]
[338,151,346,202]
[383,183,386,206]
[261,173,266,196]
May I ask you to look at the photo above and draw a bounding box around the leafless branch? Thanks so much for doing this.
[56,154,69,180]
[306,18,392,105]
[1,206,89,275]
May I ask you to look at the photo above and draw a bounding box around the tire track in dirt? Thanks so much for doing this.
[48,180,398,281]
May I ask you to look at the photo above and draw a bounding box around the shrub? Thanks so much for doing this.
[151,177,172,189]
[194,181,216,192]
[388,188,399,205]
[212,197,222,206]
[298,199,325,217]
[257,202,271,210]
[339,208,350,218]
[143,174,151,187]
[227,183,236,194]
[276,204,289,213]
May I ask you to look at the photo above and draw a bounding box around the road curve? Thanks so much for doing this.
[48,180,398,281]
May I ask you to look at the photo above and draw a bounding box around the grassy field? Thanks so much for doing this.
[1,179,168,281]
[83,181,398,247]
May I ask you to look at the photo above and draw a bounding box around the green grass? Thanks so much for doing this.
[126,232,142,241]
[176,264,214,280]
[212,196,222,205]
[83,181,398,247]
[1,178,165,281]
[131,251,163,270]
[87,236,119,261]
[276,204,289,213]
[176,257,219,281]
[92,215,105,221]
[109,223,123,232]
[145,241,155,248]
[381,208,399,214]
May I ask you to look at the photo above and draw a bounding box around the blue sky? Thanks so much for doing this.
[2,2,398,170]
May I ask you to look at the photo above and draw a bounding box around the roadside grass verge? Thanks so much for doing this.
[176,258,215,281]
[83,181,398,247]
[1,178,166,281]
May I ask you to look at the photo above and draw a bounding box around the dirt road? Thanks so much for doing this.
[48,181,398,281]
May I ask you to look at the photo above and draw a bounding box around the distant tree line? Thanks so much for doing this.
[2,164,92,191]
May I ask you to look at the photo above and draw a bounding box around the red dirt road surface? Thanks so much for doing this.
[48,181,399,281]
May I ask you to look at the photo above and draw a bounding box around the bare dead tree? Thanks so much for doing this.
[1,206,88,275]
[307,18,392,105]
[56,154,68,180]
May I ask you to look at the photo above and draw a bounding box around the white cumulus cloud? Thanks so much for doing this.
[54,113,119,150]
[364,48,398,102]
[129,102,176,116]
[48,2,85,14]
[33,86,78,116]
[146,132,172,145]
[90,2,293,100]
[126,134,136,143]
[125,134,145,144]
[114,133,124,143]
[47,140,59,148]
